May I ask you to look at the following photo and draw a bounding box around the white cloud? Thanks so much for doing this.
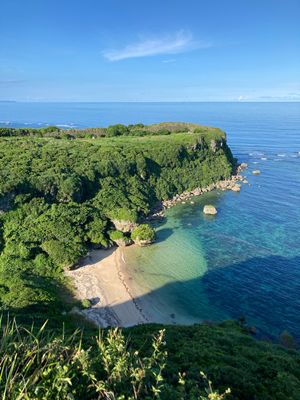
[238,95,249,101]
[103,30,210,61]
[162,59,176,63]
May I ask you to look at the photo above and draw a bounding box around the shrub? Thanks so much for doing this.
[106,124,129,137]
[131,224,156,242]
[0,318,169,400]
[109,230,125,241]
[42,125,60,133]
[81,299,91,309]
[154,128,171,135]
[194,127,205,133]
[109,207,138,222]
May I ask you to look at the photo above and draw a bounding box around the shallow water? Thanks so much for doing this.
[1,102,300,339]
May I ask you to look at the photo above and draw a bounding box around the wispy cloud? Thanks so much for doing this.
[162,59,176,64]
[0,79,26,87]
[258,93,300,100]
[103,30,210,61]
[238,92,300,102]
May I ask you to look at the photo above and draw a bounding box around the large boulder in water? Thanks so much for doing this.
[252,170,261,175]
[203,205,217,215]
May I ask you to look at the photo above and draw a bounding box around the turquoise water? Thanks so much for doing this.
[1,102,300,339]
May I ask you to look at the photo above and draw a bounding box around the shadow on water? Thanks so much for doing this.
[10,251,299,343]
[155,227,174,244]
[201,255,300,340]
[78,253,300,343]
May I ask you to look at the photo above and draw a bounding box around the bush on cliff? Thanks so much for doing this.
[108,207,138,222]
[131,224,156,244]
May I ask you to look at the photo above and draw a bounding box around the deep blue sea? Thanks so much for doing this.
[1,102,300,340]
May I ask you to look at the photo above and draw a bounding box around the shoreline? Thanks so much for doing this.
[148,164,247,220]
[66,247,151,327]
[67,246,199,328]
[67,165,248,328]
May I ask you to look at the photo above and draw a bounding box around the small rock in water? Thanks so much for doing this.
[243,179,248,184]
[240,162,248,169]
[190,201,195,204]
[231,184,241,192]
[203,205,217,215]
[252,170,261,175]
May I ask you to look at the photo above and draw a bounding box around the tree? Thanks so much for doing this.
[131,224,155,244]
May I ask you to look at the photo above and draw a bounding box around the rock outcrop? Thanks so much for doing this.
[203,205,217,215]
[114,237,133,247]
[133,238,154,247]
[239,163,248,170]
[112,220,138,233]
[161,172,244,210]
[231,184,241,192]
[252,170,261,175]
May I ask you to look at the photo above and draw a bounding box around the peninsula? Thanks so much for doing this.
[0,122,236,312]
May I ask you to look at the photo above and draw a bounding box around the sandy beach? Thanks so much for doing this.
[66,247,152,327]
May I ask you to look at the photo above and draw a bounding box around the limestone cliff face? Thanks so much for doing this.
[112,220,138,233]
[133,238,154,247]
[210,138,227,153]
[114,237,133,247]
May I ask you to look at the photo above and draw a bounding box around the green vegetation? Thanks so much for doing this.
[0,317,299,399]
[0,122,299,398]
[109,208,138,223]
[81,298,92,309]
[131,224,156,243]
[0,121,224,140]
[0,122,234,314]
[109,230,126,242]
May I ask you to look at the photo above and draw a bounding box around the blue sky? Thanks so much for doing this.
[0,0,299,101]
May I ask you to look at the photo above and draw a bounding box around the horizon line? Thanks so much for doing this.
[1,100,300,104]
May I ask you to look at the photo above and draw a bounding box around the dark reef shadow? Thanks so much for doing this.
[155,228,174,243]
[84,254,300,342]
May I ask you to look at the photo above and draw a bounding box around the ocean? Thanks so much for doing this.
[1,101,300,340]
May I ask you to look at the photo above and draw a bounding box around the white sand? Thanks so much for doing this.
[66,248,151,327]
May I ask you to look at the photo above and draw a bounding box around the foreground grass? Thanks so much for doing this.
[0,317,299,399]
[0,316,230,400]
